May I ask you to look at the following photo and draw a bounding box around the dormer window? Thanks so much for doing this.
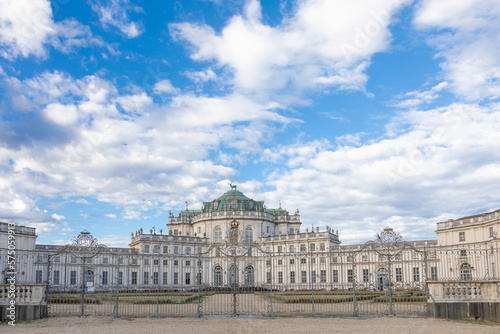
[248,200,254,210]
[230,199,237,210]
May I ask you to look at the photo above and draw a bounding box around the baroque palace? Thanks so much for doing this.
[2,185,500,290]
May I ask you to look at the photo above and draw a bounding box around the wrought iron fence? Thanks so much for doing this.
[1,231,499,318]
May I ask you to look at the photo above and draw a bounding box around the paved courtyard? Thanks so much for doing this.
[2,316,499,334]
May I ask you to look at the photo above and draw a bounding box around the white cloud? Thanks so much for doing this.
[259,102,500,243]
[171,0,410,101]
[0,0,112,60]
[43,103,79,126]
[184,69,217,84]
[90,0,145,38]
[394,82,448,108]
[153,80,180,95]
[0,69,297,225]
[414,0,500,100]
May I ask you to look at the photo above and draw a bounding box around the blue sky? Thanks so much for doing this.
[1,0,500,247]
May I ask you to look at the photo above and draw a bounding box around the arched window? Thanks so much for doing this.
[214,266,223,286]
[85,270,94,285]
[460,263,472,280]
[245,227,253,243]
[244,265,254,286]
[214,226,222,242]
[229,265,239,286]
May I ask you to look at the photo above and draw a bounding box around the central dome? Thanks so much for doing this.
[202,185,263,212]
[217,187,250,202]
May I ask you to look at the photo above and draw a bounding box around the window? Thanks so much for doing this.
[332,270,339,283]
[490,227,495,237]
[174,260,179,266]
[163,259,168,265]
[214,266,223,286]
[163,246,168,254]
[118,258,124,265]
[347,255,353,262]
[347,269,353,283]
[163,272,168,285]
[290,259,295,265]
[102,271,108,285]
[174,272,179,285]
[144,272,149,285]
[53,270,60,285]
[245,266,255,286]
[289,245,295,253]
[301,271,307,283]
[396,268,402,282]
[301,258,306,264]
[320,270,326,283]
[311,270,316,283]
[266,272,272,284]
[71,257,77,264]
[103,257,108,264]
[309,244,315,252]
[289,228,294,235]
[230,199,237,210]
[70,271,77,285]
[186,260,191,266]
[320,257,326,264]
[278,259,283,265]
[153,245,160,253]
[300,244,306,252]
[174,246,179,254]
[459,232,465,242]
[185,273,191,285]
[460,249,467,257]
[198,260,202,267]
[320,243,325,251]
[144,245,150,253]
[311,258,316,264]
[198,247,202,254]
[36,270,43,284]
[53,256,60,263]
[331,257,338,263]
[277,246,282,253]
[362,255,368,262]
[460,263,472,280]
[132,258,138,265]
[431,267,438,280]
[154,259,159,265]
[413,267,420,281]
[266,259,271,266]
[290,271,296,283]
[245,227,253,242]
[266,226,270,233]
[363,269,369,282]
[214,227,222,242]
[131,272,137,285]
[185,247,191,255]
[153,272,158,285]
[144,259,149,265]
[118,272,123,285]
[278,271,283,284]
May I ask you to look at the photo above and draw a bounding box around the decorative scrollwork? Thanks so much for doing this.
[66,230,107,258]
[367,227,405,256]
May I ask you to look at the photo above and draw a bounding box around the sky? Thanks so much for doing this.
[1,0,500,247]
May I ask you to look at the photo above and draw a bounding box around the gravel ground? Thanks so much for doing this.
[2,316,500,334]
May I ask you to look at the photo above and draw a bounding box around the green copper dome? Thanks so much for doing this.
[202,185,265,212]
[217,187,250,202]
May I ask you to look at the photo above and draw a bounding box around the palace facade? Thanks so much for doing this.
[1,186,500,291]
